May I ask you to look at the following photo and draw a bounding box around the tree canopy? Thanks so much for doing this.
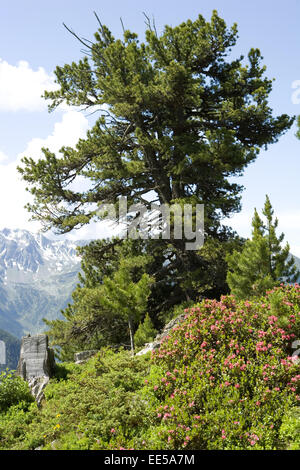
[18,10,295,319]
[18,11,293,235]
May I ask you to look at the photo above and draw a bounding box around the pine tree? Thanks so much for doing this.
[18,11,293,235]
[45,250,154,356]
[99,256,154,354]
[226,196,299,299]
[18,11,294,306]
[134,313,157,349]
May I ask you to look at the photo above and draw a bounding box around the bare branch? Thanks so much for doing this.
[93,11,110,45]
[120,17,126,35]
[62,22,93,50]
[152,15,158,37]
[142,12,152,31]
[93,10,104,30]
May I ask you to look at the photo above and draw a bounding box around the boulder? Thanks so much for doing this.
[16,334,55,407]
[28,376,50,407]
[17,334,55,380]
[136,313,186,356]
[74,350,98,364]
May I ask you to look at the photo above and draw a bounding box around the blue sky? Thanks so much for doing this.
[0,0,299,253]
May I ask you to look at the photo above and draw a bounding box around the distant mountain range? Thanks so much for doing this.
[0,228,84,338]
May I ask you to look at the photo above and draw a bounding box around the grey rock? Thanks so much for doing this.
[137,313,186,356]
[74,349,98,364]
[17,334,55,380]
[28,376,50,407]
[16,334,55,406]
[136,342,157,356]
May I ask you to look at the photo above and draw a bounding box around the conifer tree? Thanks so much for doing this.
[134,313,157,349]
[226,196,299,299]
[99,256,154,353]
[18,11,294,306]
[45,250,153,356]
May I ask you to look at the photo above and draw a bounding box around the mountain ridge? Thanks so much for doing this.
[0,228,85,337]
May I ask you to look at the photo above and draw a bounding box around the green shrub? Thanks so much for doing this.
[0,349,151,450]
[0,371,34,413]
[279,407,300,449]
[0,402,38,449]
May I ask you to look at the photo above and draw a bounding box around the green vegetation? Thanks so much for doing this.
[0,285,299,450]
[0,370,34,413]
[43,242,155,360]
[0,10,297,450]
[278,407,300,450]
[134,313,157,350]
[0,350,151,450]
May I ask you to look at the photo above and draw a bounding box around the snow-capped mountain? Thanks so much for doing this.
[0,228,85,338]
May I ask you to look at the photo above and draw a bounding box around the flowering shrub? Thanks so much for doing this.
[140,284,300,449]
[0,285,299,450]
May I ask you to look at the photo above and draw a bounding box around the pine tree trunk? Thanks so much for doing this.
[128,316,135,356]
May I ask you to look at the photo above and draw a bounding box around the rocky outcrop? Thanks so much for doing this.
[74,350,98,364]
[28,376,50,407]
[136,313,186,356]
[17,334,55,406]
[17,334,55,379]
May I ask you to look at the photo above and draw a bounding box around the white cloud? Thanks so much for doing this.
[19,110,89,160]
[0,57,116,241]
[0,150,8,162]
[0,111,89,232]
[0,58,106,115]
[0,59,58,112]
[225,211,253,239]
[62,220,118,242]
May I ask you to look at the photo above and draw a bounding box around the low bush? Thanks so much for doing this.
[0,370,34,413]
[279,407,300,449]
[0,349,150,450]
[0,285,299,450]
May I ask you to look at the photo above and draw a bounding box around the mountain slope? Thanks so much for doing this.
[292,254,300,278]
[0,328,21,372]
[0,228,83,337]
